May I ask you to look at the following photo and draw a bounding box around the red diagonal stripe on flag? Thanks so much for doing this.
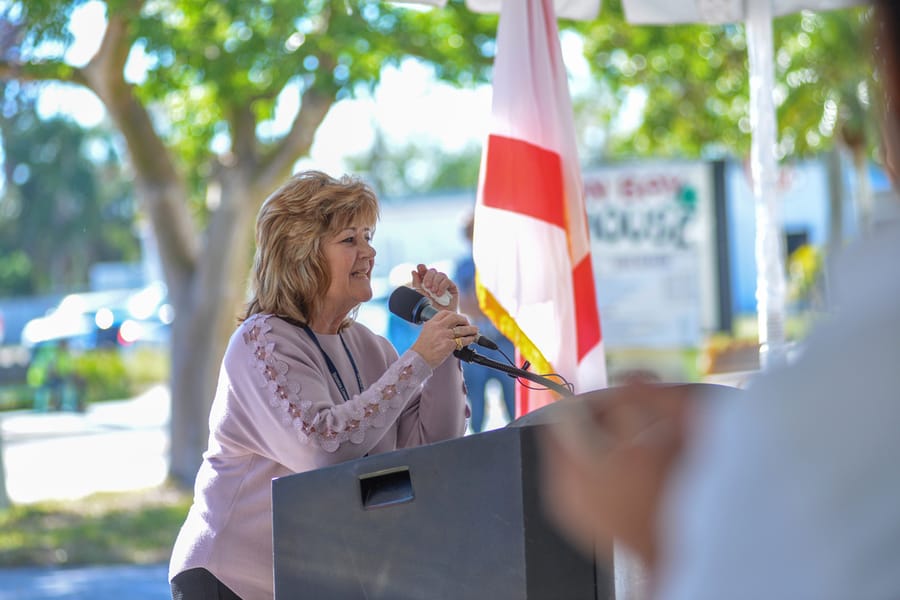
[573,254,602,360]
[481,134,566,230]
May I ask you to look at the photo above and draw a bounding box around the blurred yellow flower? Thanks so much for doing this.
[788,244,823,304]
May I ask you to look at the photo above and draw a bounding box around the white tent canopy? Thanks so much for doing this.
[622,0,865,24]
[401,0,862,21]
[396,0,601,20]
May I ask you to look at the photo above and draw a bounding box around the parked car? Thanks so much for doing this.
[20,282,173,350]
[117,281,173,346]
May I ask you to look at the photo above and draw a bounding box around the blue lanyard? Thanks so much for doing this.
[301,324,363,402]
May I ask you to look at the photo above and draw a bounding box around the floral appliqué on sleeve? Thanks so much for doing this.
[243,314,419,453]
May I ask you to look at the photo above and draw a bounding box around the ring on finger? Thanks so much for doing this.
[455,338,463,351]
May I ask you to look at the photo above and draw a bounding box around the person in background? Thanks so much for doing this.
[169,170,478,600]
[539,2,900,598]
[454,212,517,432]
[26,339,82,412]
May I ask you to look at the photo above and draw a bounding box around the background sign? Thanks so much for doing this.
[584,162,722,348]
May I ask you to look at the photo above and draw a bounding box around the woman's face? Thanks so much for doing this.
[322,222,376,316]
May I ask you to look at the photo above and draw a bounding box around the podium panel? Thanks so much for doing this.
[272,425,612,600]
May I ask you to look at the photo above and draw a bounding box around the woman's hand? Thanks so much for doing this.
[411,263,460,313]
[410,310,479,369]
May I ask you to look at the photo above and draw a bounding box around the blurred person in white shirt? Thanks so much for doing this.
[540,2,900,599]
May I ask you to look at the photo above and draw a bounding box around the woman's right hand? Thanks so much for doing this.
[410,310,479,369]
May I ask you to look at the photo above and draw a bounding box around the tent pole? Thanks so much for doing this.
[746,0,789,369]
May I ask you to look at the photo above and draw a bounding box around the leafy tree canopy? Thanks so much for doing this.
[569,0,876,163]
[8,0,497,211]
[0,82,137,295]
[0,0,500,483]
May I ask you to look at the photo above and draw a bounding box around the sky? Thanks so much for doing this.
[34,1,597,177]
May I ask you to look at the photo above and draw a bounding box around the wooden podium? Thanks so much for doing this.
[272,423,613,599]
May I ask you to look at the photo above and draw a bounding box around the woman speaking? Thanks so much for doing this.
[169,170,478,599]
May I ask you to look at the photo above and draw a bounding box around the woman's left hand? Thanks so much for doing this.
[411,263,460,313]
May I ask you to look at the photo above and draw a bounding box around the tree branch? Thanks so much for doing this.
[77,6,200,287]
[230,104,259,170]
[0,58,88,86]
[255,84,335,194]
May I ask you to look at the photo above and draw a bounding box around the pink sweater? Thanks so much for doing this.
[169,314,468,599]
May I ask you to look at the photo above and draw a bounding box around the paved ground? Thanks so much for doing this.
[0,383,511,599]
[1,385,170,504]
[0,563,170,600]
[0,385,172,599]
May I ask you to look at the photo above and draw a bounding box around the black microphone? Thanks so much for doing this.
[388,286,499,350]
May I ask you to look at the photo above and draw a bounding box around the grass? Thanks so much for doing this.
[0,482,191,568]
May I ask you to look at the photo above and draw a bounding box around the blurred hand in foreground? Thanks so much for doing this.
[539,383,701,571]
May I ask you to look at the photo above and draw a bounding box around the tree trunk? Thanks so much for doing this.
[822,147,846,309]
[851,145,873,236]
[826,147,845,257]
[0,417,9,509]
[70,11,333,487]
[168,298,224,484]
[168,172,260,486]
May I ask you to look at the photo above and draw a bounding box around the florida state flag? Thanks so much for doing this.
[473,0,608,415]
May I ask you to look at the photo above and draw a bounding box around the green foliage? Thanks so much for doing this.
[69,346,169,404]
[4,0,503,481]
[0,485,191,567]
[0,384,32,411]
[570,0,876,162]
[121,346,171,391]
[70,349,131,403]
[429,143,483,191]
[0,89,139,296]
[17,345,169,409]
[0,0,500,231]
[0,249,32,295]
[12,0,497,213]
[347,133,483,196]
[5,0,80,50]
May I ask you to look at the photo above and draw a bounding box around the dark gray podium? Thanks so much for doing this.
[272,424,612,599]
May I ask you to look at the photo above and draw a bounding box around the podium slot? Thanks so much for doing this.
[359,466,414,509]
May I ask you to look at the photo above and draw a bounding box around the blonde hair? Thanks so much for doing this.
[242,171,379,329]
